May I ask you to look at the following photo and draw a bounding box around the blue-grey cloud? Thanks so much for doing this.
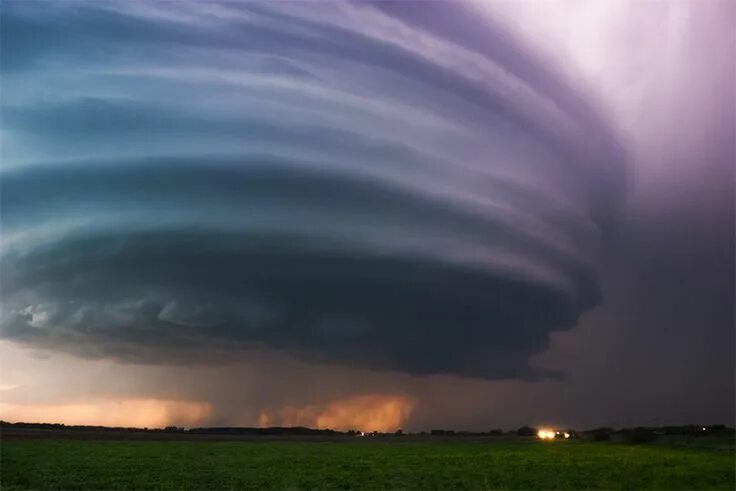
[0,1,626,378]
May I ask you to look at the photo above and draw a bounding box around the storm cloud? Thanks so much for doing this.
[1,1,627,379]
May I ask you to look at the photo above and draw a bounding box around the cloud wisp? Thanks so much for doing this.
[1,1,626,379]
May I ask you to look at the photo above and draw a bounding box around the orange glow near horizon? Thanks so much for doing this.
[0,399,212,428]
[315,394,414,432]
[257,411,272,428]
[257,394,414,432]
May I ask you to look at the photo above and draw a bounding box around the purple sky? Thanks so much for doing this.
[1,1,733,431]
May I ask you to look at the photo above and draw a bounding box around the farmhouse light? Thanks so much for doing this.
[537,429,556,440]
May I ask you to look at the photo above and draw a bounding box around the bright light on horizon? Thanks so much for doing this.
[537,429,557,440]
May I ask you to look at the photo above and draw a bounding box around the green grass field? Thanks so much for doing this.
[1,438,734,490]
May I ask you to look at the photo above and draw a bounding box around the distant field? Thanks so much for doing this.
[2,438,734,490]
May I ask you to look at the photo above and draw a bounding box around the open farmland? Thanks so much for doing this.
[2,436,734,490]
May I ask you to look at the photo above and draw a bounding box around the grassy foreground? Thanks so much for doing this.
[1,438,734,490]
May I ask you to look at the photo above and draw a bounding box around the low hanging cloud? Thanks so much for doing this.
[1,1,626,379]
[256,394,415,433]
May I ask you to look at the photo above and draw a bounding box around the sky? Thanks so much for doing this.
[0,0,733,432]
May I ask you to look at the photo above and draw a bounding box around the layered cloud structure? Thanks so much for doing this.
[1,1,626,378]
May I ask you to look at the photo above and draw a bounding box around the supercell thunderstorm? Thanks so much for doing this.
[1,2,626,378]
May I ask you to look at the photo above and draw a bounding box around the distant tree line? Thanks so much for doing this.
[2,420,733,441]
[187,426,342,436]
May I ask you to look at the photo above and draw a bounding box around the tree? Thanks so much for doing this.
[516,426,536,437]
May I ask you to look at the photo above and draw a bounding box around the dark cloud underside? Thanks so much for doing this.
[0,1,626,378]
